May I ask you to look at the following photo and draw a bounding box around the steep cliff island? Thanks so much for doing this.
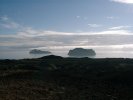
[29,49,51,54]
[68,48,96,57]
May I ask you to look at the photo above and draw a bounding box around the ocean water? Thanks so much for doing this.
[0,49,133,59]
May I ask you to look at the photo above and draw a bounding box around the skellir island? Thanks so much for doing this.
[68,48,96,57]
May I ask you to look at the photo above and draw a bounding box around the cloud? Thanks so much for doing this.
[92,30,132,35]
[76,16,80,19]
[110,0,133,4]
[109,26,132,30]
[1,16,133,52]
[106,16,118,19]
[88,24,102,28]
[83,17,88,20]
[0,16,9,21]
[1,22,20,29]
[107,16,115,19]
[76,16,88,21]
[0,28,133,49]
[35,44,133,50]
[16,28,133,37]
[0,16,20,29]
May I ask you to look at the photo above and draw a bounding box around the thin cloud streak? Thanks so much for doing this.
[110,0,133,4]
[106,16,118,19]
[1,22,19,29]
[88,24,102,28]
[0,16,20,29]
[15,27,133,37]
[109,26,133,30]
[19,29,133,36]
[0,16,9,21]
[0,29,133,49]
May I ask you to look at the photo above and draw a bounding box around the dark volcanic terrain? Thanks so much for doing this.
[0,55,133,100]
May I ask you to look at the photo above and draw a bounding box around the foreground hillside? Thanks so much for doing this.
[0,55,133,100]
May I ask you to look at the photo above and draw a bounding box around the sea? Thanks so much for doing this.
[0,49,133,59]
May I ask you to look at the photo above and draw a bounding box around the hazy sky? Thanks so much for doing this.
[0,0,133,53]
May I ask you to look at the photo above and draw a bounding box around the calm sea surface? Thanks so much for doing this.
[0,50,133,59]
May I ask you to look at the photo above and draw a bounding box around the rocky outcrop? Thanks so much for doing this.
[68,48,96,57]
[29,49,51,54]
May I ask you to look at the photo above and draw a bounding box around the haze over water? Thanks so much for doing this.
[1,48,133,59]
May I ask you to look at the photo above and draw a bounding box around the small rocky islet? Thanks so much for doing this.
[30,48,96,57]
[29,49,52,54]
[68,48,96,57]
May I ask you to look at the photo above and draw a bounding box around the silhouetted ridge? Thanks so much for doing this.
[40,55,63,59]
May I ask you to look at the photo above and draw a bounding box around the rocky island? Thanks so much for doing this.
[29,49,51,54]
[68,48,96,57]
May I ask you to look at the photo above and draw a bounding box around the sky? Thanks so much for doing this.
[1,0,133,57]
